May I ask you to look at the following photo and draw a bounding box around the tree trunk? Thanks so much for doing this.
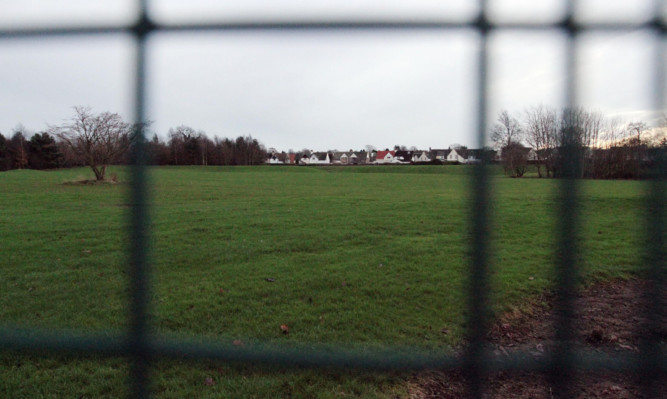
[91,165,106,181]
[536,162,543,178]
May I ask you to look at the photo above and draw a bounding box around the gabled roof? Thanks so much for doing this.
[331,151,349,161]
[312,152,330,161]
[394,150,414,161]
[452,148,468,158]
[376,150,396,160]
[430,149,451,158]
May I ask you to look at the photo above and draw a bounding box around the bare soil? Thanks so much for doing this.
[410,279,666,399]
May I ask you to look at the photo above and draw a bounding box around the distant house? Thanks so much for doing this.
[332,151,367,165]
[368,150,377,163]
[412,151,431,163]
[332,152,349,164]
[375,150,398,164]
[429,149,450,161]
[303,152,330,165]
[526,148,538,161]
[394,150,414,163]
[447,148,467,163]
[299,153,312,165]
[267,151,287,164]
[466,149,495,164]
[353,151,370,164]
[347,151,369,165]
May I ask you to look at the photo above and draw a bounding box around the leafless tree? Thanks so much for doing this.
[52,106,132,181]
[491,110,523,151]
[557,107,604,178]
[9,125,30,169]
[524,105,559,177]
[501,142,528,177]
[626,121,649,177]
[592,118,629,178]
[168,125,201,165]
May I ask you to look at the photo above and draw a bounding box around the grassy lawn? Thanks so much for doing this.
[0,165,647,398]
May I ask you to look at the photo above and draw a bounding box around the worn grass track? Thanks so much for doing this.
[0,165,646,398]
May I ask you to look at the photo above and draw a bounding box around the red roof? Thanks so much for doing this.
[377,150,395,160]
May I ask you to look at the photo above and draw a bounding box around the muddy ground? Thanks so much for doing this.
[410,279,666,398]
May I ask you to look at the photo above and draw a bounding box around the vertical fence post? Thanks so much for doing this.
[640,14,666,397]
[128,2,153,397]
[465,2,491,397]
[550,3,579,397]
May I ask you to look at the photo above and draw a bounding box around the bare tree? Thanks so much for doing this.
[593,118,629,178]
[626,121,649,177]
[168,125,201,165]
[627,121,648,146]
[525,105,559,177]
[52,106,132,181]
[9,125,30,169]
[557,106,604,178]
[501,142,529,177]
[491,110,523,151]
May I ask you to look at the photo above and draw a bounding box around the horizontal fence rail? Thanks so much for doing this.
[0,0,665,398]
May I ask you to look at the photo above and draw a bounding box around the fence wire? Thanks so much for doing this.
[0,1,665,398]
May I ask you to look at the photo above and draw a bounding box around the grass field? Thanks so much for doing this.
[0,165,648,398]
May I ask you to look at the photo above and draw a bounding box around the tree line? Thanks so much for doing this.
[0,107,268,180]
[491,105,667,179]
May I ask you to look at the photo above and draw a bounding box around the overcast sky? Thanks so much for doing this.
[0,0,663,151]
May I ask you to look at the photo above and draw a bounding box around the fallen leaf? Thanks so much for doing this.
[280,324,289,334]
[440,328,449,335]
[232,340,244,347]
[218,288,225,294]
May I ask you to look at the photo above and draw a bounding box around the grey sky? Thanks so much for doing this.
[0,0,664,151]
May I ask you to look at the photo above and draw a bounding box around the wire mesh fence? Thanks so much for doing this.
[0,1,665,398]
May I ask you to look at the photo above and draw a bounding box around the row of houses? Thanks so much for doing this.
[267,148,503,165]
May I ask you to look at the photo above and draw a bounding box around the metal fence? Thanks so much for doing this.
[0,1,665,398]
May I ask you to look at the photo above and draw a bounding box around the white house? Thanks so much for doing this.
[305,152,330,165]
[447,148,467,163]
[375,150,397,164]
[411,151,431,163]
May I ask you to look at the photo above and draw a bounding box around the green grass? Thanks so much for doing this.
[0,165,649,398]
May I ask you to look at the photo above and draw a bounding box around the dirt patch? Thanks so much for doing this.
[410,279,666,398]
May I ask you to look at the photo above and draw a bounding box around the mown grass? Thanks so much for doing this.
[0,165,647,398]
